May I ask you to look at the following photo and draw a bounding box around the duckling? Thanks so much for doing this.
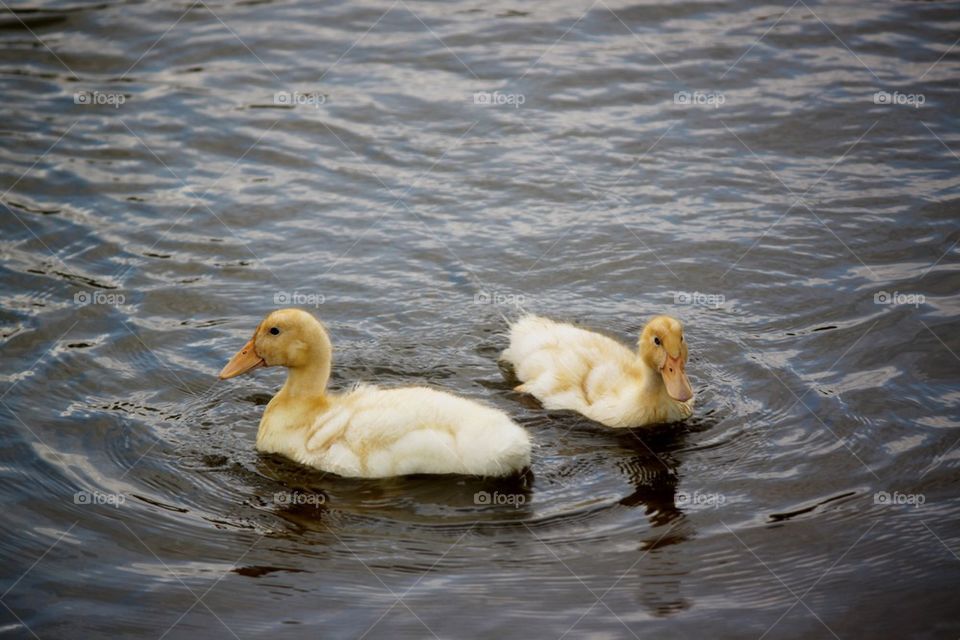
[500,315,693,428]
[220,309,531,478]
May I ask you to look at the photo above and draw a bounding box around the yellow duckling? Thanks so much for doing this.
[220,309,531,478]
[500,315,694,428]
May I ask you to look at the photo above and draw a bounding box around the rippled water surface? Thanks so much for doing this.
[1,0,959,637]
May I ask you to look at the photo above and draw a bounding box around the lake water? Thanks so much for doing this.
[1,0,958,638]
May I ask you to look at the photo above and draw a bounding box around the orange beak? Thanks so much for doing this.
[219,337,265,380]
[661,354,693,402]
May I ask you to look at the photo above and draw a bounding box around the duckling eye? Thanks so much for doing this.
[654,336,661,346]
[269,327,280,335]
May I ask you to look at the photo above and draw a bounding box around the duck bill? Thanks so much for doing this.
[219,338,265,379]
[661,355,693,402]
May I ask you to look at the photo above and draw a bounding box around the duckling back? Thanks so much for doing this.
[263,386,531,478]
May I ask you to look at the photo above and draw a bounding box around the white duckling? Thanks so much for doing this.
[500,315,694,428]
[219,309,531,478]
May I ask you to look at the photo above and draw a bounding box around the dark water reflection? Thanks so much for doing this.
[1,0,959,637]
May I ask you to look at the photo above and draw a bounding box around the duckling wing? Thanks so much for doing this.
[502,315,636,417]
[304,386,530,478]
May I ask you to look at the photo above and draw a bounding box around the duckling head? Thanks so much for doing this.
[638,315,693,402]
[219,308,332,379]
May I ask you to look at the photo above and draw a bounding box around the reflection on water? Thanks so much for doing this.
[1,0,959,637]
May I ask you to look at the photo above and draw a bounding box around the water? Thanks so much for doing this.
[1,0,958,637]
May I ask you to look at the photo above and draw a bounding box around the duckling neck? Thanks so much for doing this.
[259,360,331,445]
[257,361,331,452]
[636,355,667,396]
[278,359,331,402]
